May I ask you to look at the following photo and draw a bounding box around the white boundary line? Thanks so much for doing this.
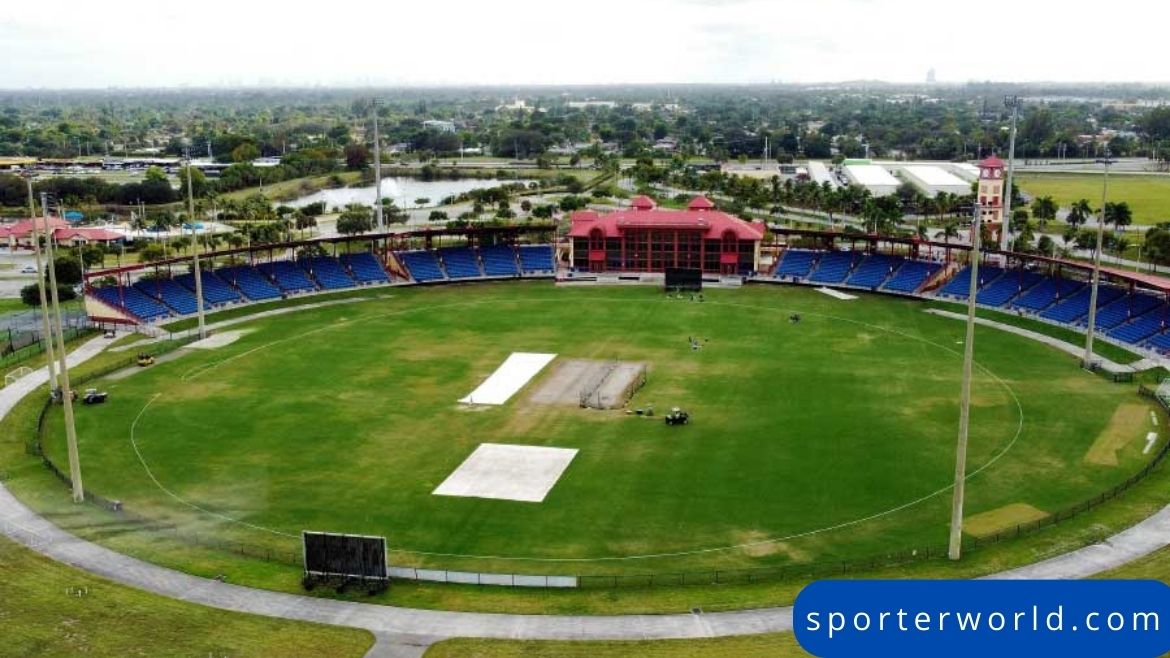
[122,294,1027,563]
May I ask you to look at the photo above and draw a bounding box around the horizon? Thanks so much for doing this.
[4,0,1167,90]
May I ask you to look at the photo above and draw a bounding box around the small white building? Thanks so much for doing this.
[949,162,981,182]
[807,161,838,187]
[422,120,457,133]
[901,165,971,196]
[843,163,900,197]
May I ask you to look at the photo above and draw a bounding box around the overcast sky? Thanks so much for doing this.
[2,0,1164,88]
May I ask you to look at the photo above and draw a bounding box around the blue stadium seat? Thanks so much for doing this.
[1011,277,1084,312]
[808,251,860,284]
[216,265,283,301]
[258,261,317,293]
[975,270,1043,307]
[400,250,447,282]
[340,252,390,284]
[134,278,199,315]
[518,245,555,273]
[439,247,483,279]
[938,265,1004,299]
[1039,285,1124,324]
[881,260,940,293]
[91,285,170,321]
[1094,293,1162,330]
[175,270,242,305]
[775,250,820,279]
[302,257,356,290]
[1147,331,1170,354]
[480,245,520,277]
[846,254,902,288]
[1108,305,1167,344]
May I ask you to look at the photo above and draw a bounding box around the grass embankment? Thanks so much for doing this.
[424,634,808,658]
[0,537,373,657]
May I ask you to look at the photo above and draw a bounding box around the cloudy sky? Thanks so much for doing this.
[2,0,1163,88]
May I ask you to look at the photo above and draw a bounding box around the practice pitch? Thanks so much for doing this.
[459,352,557,405]
[433,443,578,503]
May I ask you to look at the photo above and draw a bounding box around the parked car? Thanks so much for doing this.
[21,265,37,274]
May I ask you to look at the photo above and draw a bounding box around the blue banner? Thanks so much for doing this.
[794,579,1170,657]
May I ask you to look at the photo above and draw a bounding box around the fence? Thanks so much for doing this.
[1,326,93,371]
[28,377,1170,589]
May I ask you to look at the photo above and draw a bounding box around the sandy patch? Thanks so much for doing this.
[963,503,1049,538]
[528,358,648,409]
[186,329,251,350]
[1085,402,1149,466]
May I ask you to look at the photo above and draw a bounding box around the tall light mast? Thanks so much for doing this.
[1082,152,1112,369]
[372,99,384,232]
[41,194,84,503]
[185,151,207,339]
[23,174,57,390]
[948,200,982,560]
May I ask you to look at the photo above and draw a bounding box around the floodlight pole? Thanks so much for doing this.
[948,200,982,561]
[41,194,84,503]
[1000,96,1021,253]
[372,99,385,233]
[1082,155,1111,369]
[24,174,58,390]
[186,152,207,339]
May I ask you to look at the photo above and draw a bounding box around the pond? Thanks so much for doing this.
[283,177,535,211]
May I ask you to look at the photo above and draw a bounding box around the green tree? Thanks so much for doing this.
[336,204,373,236]
[176,166,209,198]
[1029,196,1057,226]
[231,143,260,163]
[1067,199,1093,228]
[21,283,74,306]
[138,242,167,263]
[1104,201,1133,230]
[344,144,370,171]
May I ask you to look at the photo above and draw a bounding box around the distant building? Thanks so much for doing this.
[926,67,936,84]
[422,120,457,133]
[568,195,765,275]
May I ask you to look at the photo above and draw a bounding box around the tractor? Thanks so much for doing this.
[664,407,690,426]
[82,388,109,405]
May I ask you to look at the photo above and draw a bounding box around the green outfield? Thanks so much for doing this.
[1016,172,1170,225]
[37,282,1160,581]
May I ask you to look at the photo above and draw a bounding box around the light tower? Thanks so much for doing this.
[973,155,1006,246]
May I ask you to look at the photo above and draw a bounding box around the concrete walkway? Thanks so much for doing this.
[4,326,1170,656]
[923,308,1167,374]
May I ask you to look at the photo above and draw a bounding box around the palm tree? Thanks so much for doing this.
[1067,199,1093,228]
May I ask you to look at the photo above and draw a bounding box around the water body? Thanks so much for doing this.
[284,177,534,211]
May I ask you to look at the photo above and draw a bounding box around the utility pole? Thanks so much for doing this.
[1000,95,1021,253]
[1083,152,1112,369]
[185,151,207,339]
[41,194,84,503]
[948,200,982,561]
[372,98,384,232]
[24,174,57,390]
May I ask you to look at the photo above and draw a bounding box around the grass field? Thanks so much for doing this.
[1016,173,1170,225]
[424,634,807,658]
[37,282,1160,581]
[0,537,373,657]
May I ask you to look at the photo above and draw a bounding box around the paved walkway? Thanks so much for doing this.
[4,326,1170,656]
[924,308,1168,374]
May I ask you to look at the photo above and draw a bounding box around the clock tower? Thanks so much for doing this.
[976,155,1006,245]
